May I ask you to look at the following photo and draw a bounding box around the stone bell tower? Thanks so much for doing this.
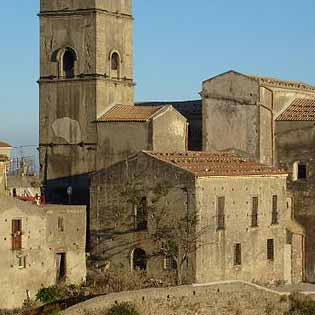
[39,0,134,203]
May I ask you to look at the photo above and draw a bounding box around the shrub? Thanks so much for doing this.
[35,286,61,304]
[287,293,315,315]
[107,302,139,315]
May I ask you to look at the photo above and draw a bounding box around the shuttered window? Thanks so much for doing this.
[12,219,22,250]
[217,196,225,230]
[251,197,258,227]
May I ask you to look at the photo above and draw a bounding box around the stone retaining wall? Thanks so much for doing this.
[63,281,290,315]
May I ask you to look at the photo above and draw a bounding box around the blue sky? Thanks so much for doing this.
[0,0,315,152]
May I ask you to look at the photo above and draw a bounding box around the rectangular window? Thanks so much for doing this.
[298,164,307,179]
[163,256,177,271]
[17,255,26,269]
[267,239,274,261]
[58,217,64,232]
[217,196,225,230]
[56,253,66,283]
[12,219,22,250]
[272,195,278,225]
[234,243,242,266]
[251,196,258,227]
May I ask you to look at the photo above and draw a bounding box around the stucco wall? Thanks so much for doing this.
[96,122,150,171]
[0,201,86,309]
[195,175,303,284]
[202,72,259,160]
[152,107,187,152]
[63,281,289,315]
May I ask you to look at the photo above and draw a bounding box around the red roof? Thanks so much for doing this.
[277,98,315,121]
[145,151,286,177]
[97,105,165,122]
[0,141,11,148]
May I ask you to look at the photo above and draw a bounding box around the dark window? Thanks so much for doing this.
[163,256,177,271]
[12,188,17,197]
[251,197,258,227]
[56,253,66,282]
[234,243,242,265]
[217,196,225,230]
[267,239,274,261]
[298,164,307,179]
[12,219,22,250]
[63,49,75,78]
[272,195,278,225]
[135,197,148,231]
[111,52,119,71]
[58,217,64,232]
[132,248,147,271]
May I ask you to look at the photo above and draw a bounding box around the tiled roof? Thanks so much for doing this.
[0,141,11,148]
[145,151,286,177]
[277,98,315,121]
[245,74,315,91]
[97,105,164,122]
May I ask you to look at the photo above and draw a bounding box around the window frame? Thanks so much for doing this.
[267,239,274,261]
[216,196,225,231]
[234,243,242,266]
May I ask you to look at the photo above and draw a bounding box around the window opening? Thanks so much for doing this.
[132,248,147,271]
[12,219,22,250]
[62,49,75,78]
[56,253,66,282]
[251,196,258,227]
[267,239,274,261]
[135,197,148,231]
[58,217,64,232]
[234,243,242,266]
[272,195,278,225]
[217,196,225,230]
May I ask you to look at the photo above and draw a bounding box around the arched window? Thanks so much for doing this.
[110,51,120,79]
[62,48,76,78]
[135,197,148,231]
[132,248,147,271]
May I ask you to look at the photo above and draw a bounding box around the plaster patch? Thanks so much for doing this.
[52,117,82,144]
[169,121,184,137]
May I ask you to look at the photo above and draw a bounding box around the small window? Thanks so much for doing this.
[293,161,307,181]
[272,195,278,225]
[58,217,64,232]
[267,239,274,261]
[163,256,177,271]
[135,197,148,231]
[12,219,22,250]
[298,164,307,179]
[217,196,225,230]
[17,255,26,269]
[56,253,66,283]
[234,243,242,266]
[251,197,258,227]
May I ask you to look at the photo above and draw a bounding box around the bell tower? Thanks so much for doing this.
[39,0,134,203]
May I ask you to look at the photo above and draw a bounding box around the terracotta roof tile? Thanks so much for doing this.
[145,151,286,177]
[245,74,315,91]
[97,105,164,122]
[0,141,11,148]
[276,98,315,121]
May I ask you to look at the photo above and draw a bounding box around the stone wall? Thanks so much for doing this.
[0,198,86,309]
[63,281,290,315]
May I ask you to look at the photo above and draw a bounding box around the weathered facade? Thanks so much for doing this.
[90,151,304,285]
[96,105,187,170]
[39,0,188,204]
[202,70,315,282]
[7,175,41,199]
[0,141,12,159]
[0,197,86,309]
[0,155,8,195]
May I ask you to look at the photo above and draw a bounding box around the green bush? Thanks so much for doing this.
[287,294,315,315]
[35,286,61,304]
[107,302,139,315]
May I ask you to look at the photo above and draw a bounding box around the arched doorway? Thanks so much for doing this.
[132,248,147,271]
